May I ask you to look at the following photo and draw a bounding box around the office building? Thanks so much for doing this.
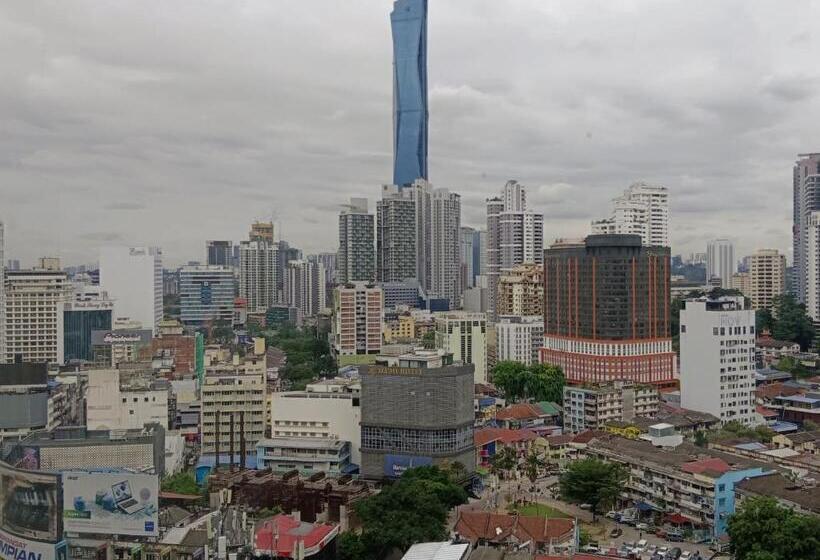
[4,270,73,364]
[390,0,428,187]
[460,226,482,290]
[706,239,735,289]
[592,183,669,247]
[540,235,676,386]
[793,153,820,306]
[377,184,417,282]
[249,221,274,244]
[434,312,487,383]
[331,282,383,359]
[179,265,235,325]
[86,368,169,431]
[497,263,544,317]
[206,240,234,267]
[317,252,337,307]
[748,249,786,312]
[562,383,660,433]
[496,315,543,366]
[338,198,375,283]
[91,327,152,368]
[99,246,163,333]
[256,437,352,475]
[680,296,757,426]
[360,350,474,479]
[380,279,421,310]
[62,286,114,363]
[286,259,326,318]
[239,240,278,312]
[486,181,544,321]
[0,221,4,363]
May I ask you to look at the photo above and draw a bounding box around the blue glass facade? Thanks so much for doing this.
[391,0,428,187]
[64,309,112,362]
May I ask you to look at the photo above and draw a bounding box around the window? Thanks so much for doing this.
[681,325,686,333]
[718,484,725,492]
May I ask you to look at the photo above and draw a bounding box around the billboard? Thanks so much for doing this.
[0,528,65,560]
[90,330,152,346]
[383,454,433,478]
[62,473,158,537]
[0,463,60,544]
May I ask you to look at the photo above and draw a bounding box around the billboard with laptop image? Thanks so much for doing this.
[62,472,158,537]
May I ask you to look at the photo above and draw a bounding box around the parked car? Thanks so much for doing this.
[606,510,619,519]
[667,533,684,543]
[658,546,669,556]
[647,544,658,556]
[636,539,648,551]
[668,547,682,559]
[580,503,593,510]
[580,545,599,553]
[610,528,623,538]
[635,522,649,531]
[680,551,692,560]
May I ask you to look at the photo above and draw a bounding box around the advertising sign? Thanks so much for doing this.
[383,454,433,478]
[0,463,60,543]
[62,473,158,537]
[90,330,152,346]
[0,528,63,560]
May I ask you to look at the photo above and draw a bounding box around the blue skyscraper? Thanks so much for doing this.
[391,0,428,187]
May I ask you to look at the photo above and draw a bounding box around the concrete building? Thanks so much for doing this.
[377,184,417,283]
[99,246,162,334]
[731,272,750,296]
[540,235,676,386]
[249,221,274,244]
[239,240,279,312]
[0,363,51,441]
[338,198,375,284]
[4,269,72,364]
[562,382,660,433]
[380,279,421,310]
[0,221,4,363]
[496,315,543,366]
[497,263,544,317]
[680,297,757,426]
[256,437,352,475]
[206,240,235,268]
[62,286,114,363]
[592,182,669,247]
[748,249,786,311]
[486,181,544,321]
[360,350,475,479]
[86,369,169,430]
[460,226,476,289]
[331,282,383,360]
[793,153,820,306]
[706,239,735,289]
[434,312,488,383]
[179,265,235,325]
[286,259,326,318]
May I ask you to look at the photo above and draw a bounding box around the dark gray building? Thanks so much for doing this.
[377,184,417,283]
[207,240,235,267]
[338,198,375,284]
[360,352,474,479]
[0,363,49,441]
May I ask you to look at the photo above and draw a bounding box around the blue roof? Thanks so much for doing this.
[196,454,258,470]
[780,395,820,404]
[769,421,800,433]
[734,442,767,451]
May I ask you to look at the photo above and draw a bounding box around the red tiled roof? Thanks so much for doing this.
[546,434,574,446]
[254,515,338,558]
[571,431,605,444]
[475,428,538,447]
[681,457,731,475]
[756,382,803,400]
[756,337,799,349]
[496,403,545,421]
[456,511,574,545]
[756,405,778,418]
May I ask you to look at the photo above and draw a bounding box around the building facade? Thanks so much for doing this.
[206,240,234,267]
[86,369,169,431]
[562,383,660,433]
[99,246,163,333]
[592,182,669,247]
[377,184,417,283]
[239,240,279,312]
[256,437,352,475]
[496,315,543,366]
[338,198,375,284]
[0,221,4,363]
[497,263,544,317]
[62,287,114,363]
[434,312,488,383]
[540,235,676,386]
[793,153,820,306]
[425,185,462,308]
[286,259,326,318]
[331,283,383,359]
[179,265,235,325]
[706,239,735,289]
[390,0,428,187]
[748,249,786,311]
[680,297,757,426]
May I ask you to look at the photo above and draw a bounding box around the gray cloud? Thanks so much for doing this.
[0,0,817,267]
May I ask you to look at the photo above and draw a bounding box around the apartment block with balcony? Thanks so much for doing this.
[563,382,660,433]
[332,282,383,363]
[256,437,352,475]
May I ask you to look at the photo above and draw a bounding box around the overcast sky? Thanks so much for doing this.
[2,1,818,268]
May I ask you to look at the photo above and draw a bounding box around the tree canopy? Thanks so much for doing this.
[761,294,816,351]
[559,458,626,520]
[492,361,565,403]
[271,325,336,388]
[727,496,820,560]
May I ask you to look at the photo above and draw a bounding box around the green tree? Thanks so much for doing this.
[693,430,708,447]
[492,361,528,400]
[489,446,517,478]
[422,330,436,349]
[161,471,200,496]
[727,496,820,560]
[492,361,564,403]
[337,532,368,560]
[756,308,775,334]
[524,450,544,484]
[559,458,626,521]
[770,294,816,351]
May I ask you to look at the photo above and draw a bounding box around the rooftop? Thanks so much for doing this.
[400,542,470,560]
[474,428,538,447]
[254,514,337,558]
[736,473,820,514]
[455,511,575,545]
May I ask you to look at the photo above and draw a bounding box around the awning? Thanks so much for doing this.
[665,513,691,524]
[635,501,657,512]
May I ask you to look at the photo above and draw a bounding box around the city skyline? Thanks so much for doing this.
[1,2,818,266]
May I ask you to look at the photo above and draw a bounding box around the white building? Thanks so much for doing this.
[0,221,4,363]
[239,240,279,312]
[286,259,326,318]
[434,312,488,383]
[86,369,169,431]
[269,382,362,465]
[680,297,757,426]
[4,270,72,364]
[179,265,235,325]
[592,183,669,247]
[496,315,543,366]
[99,246,162,334]
[806,212,820,321]
[748,249,786,312]
[332,282,383,359]
[706,239,735,289]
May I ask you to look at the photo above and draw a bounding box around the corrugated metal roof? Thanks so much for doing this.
[401,542,471,560]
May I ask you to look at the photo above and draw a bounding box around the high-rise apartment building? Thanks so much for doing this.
[731,272,750,296]
[434,312,487,383]
[286,259,326,318]
[0,221,4,363]
[99,246,163,334]
[540,235,676,386]
[680,297,757,426]
[486,181,544,321]
[805,212,820,321]
[592,183,669,247]
[331,283,383,359]
[390,0,428,187]
[4,270,73,364]
[496,315,543,366]
[497,263,544,317]
[179,265,236,325]
[338,198,375,284]
[747,249,785,312]
[793,153,820,306]
[377,184,417,283]
[460,227,476,290]
[706,239,735,289]
[206,240,234,267]
[239,240,278,312]
[249,221,274,244]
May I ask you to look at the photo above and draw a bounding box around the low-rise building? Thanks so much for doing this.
[474,427,537,468]
[256,437,353,475]
[434,312,487,383]
[735,472,820,518]
[563,383,659,433]
[494,402,561,431]
[496,315,543,366]
[771,430,820,455]
[85,368,169,430]
[454,511,575,555]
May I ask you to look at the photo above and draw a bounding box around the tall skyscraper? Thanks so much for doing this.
[748,249,786,312]
[805,212,820,321]
[706,239,735,289]
[331,282,383,359]
[592,183,669,247]
[540,235,676,386]
[793,153,820,306]
[286,259,326,318]
[206,240,234,267]
[99,246,163,334]
[460,227,476,289]
[486,181,544,321]
[390,0,428,187]
[0,221,4,363]
[424,186,462,308]
[377,184,418,283]
[239,240,279,312]
[338,198,375,284]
